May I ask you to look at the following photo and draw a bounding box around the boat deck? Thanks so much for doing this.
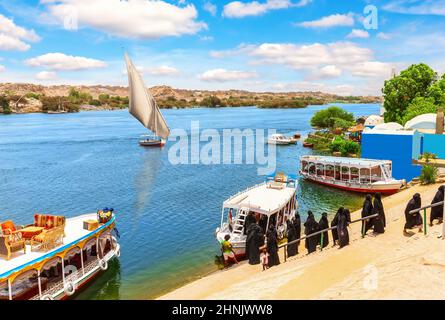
[223,182,295,214]
[0,213,106,279]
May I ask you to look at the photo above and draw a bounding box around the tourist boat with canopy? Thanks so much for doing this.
[0,209,119,300]
[215,173,298,257]
[124,53,170,147]
[299,155,405,194]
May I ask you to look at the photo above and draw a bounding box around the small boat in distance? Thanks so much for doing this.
[215,173,298,258]
[124,53,170,147]
[47,98,67,114]
[267,134,292,145]
[299,155,405,194]
[303,142,314,148]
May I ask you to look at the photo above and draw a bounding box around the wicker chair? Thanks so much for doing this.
[30,225,65,252]
[0,233,26,260]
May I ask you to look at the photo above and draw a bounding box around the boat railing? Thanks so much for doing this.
[409,200,445,236]
[279,213,379,263]
[223,182,266,205]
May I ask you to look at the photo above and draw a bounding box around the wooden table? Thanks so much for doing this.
[20,226,44,240]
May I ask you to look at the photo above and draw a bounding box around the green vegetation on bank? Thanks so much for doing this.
[310,106,355,129]
[383,63,445,124]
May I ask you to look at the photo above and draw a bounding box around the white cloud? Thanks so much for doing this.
[383,0,445,16]
[25,53,107,71]
[346,29,369,39]
[0,14,40,51]
[377,32,391,40]
[35,71,58,80]
[43,0,207,39]
[203,2,217,16]
[307,65,342,80]
[0,64,5,72]
[143,66,179,76]
[272,81,356,95]
[198,68,258,82]
[348,61,395,78]
[222,0,307,18]
[296,13,354,28]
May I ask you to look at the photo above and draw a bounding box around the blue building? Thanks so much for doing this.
[362,130,421,181]
[412,131,445,160]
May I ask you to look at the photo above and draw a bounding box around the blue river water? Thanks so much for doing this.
[0,103,379,299]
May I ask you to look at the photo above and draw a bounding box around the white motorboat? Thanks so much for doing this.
[215,173,298,258]
[267,134,292,145]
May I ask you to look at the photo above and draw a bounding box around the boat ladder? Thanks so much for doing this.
[232,208,248,235]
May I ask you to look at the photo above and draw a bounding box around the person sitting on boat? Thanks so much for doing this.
[372,193,386,234]
[286,220,298,258]
[318,212,329,248]
[361,194,374,236]
[266,229,280,267]
[260,248,269,271]
[331,207,343,246]
[245,223,264,265]
[430,185,444,226]
[338,209,350,248]
[244,211,256,235]
[404,193,423,235]
[304,211,319,254]
[220,234,238,267]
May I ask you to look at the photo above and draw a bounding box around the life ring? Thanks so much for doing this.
[99,259,108,271]
[64,281,76,296]
[40,294,54,300]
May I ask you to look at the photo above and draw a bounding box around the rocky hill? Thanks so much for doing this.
[0,83,382,114]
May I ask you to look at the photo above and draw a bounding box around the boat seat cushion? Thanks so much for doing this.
[1,220,16,234]
[34,214,65,229]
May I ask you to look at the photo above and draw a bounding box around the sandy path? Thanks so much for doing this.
[159,183,445,300]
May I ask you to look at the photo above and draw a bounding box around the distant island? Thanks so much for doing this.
[0,83,382,114]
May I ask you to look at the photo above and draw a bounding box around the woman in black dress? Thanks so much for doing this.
[361,194,374,235]
[286,220,297,257]
[372,193,386,234]
[430,185,444,226]
[293,213,301,254]
[304,211,319,254]
[338,209,350,248]
[266,229,280,267]
[318,212,329,248]
[331,207,343,246]
[404,193,423,234]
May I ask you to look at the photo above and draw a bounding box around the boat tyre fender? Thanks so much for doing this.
[99,259,108,271]
[64,281,76,296]
[40,294,54,300]
[115,244,121,258]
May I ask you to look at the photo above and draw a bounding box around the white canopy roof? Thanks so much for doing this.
[300,155,391,169]
[365,115,384,126]
[371,122,404,131]
[223,182,295,215]
[404,113,437,130]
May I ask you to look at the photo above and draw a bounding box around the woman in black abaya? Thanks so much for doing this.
[372,192,386,234]
[404,193,423,234]
[361,194,374,235]
[304,211,319,254]
[293,213,301,254]
[331,207,343,246]
[338,209,350,248]
[266,230,280,267]
[286,220,297,257]
[430,185,444,226]
[245,223,264,265]
[318,212,329,248]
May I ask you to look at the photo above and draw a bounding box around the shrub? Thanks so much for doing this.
[401,97,437,125]
[340,140,360,156]
[329,136,344,152]
[310,106,354,128]
[419,164,438,184]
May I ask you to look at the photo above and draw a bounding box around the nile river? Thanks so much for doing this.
[0,104,379,299]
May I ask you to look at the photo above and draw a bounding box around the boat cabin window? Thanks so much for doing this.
[98,231,112,259]
[83,237,98,265]
[316,163,324,176]
[308,163,316,175]
[40,257,63,293]
[341,166,349,181]
[359,168,371,183]
[325,165,334,179]
[0,279,8,301]
[64,247,82,274]
[350,167,359,182]
[301,161,308,172]
[370,166,383,182]
[10,269,39,300]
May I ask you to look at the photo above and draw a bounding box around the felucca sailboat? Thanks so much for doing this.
[124,53,170,147]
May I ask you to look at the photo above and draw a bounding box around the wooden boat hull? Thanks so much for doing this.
[303,143,314,148]
[139,139,165,147]
[300,172,402,194]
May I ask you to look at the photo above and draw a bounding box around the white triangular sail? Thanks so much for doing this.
[124,53,170,139]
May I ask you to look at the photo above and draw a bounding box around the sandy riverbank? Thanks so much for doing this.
[159,183,445,300]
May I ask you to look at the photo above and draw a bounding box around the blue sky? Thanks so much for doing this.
[0,0,444,95]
